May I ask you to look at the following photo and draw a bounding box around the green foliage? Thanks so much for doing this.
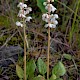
[0,16,10,27]
[19,79,23,80]
[26,59,36,79]
[16,65,24,79]
[52,61,66,77]
[37,58,47,75]
[33,75,45,80]
[69,0,80,43]
[36,0,47,13]
[55,0,58,1]
[63,53,72,60]
[55,78,63,80]
[50,74,57,80]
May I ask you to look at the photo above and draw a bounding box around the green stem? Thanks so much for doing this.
[69,0,80,45]
[56,0,80,19]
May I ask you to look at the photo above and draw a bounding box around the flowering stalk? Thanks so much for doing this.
[23,18,27,80]
[42,0,58,80]
[47,1,50,80]
[47,27,50,80]
[22,1,26,80]
[16,0,32,80]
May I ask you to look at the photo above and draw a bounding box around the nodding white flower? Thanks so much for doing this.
[42,1,58,28]
[18,12,26,18]
[53,14,58,19]
[42,13,49,19]
[51,0,54,2]
[17,6,32,17]
[17,2,23,7]
[27,7,32,12]
[18,13,26,18]
[45,4,56,13]
[17,10,26,18]
[24,7,32,15]
[25,7,32,14]
[42,13,58,25]
[23,4,27,8]
[25,16,32,22]
[16,1,32,27]
[44,24,52,28]
[16,21,23,27]
[44,23,56,28]
[42,13,49,22]
[17,2,27,9]
[52,20,58,25]
[52,24,56,28]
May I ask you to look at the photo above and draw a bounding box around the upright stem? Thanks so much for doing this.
[47,27,50,80]
[22,0,27,80]
[47,0,51,80]
[23,21,27,80]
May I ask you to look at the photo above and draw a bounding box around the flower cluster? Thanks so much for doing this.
[16,1,32,27]
[42,1,58,28]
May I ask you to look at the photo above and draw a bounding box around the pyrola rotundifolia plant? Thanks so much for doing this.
[42,0,58,28]
[16,0,32,27]
[16,0,32,80]
[42,0,59,80]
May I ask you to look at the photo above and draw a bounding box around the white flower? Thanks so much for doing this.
[17,2,23,7]
[53,20,58,25]
[23,4,27,8]
[42,13,49,22]
[24,7,32,15]
[50,18,58,24]
[42,1,58,28]
[24,10,29,15]
[51,6,57,12]
[51,0,54,2]
[17,2,27,9]
[27,7,32,12]
[18,10,26,18]
[16,21,23,27]
[16,1,32,27]
[25,16,32,22]
[44,23,56,28]
[52,24,56,28]
[17,8,32,18]
[45,4,56,12]
[54,14,58,19]
[44,24,49,28]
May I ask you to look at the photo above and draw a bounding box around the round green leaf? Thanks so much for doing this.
[33,75,45,80]
[50,74,57,80]
[55,78,63,80]
[37,58,47,75]
[16,65,24,79]
[26,59,36,76]
[63,53,72,60]
[52,61,66,77]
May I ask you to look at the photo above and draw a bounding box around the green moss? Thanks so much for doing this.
[0,16,10,27]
